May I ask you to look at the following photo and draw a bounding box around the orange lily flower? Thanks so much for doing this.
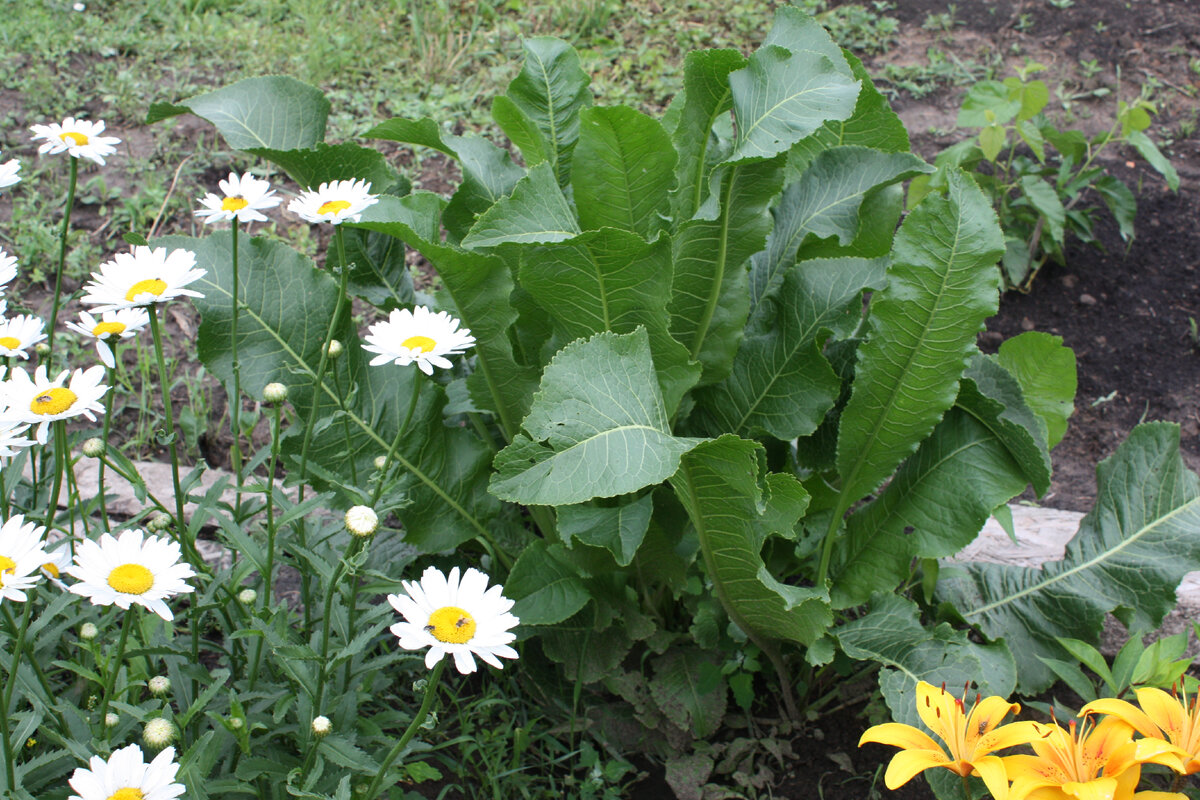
[1004,715,1184,800]
[1083,685,1200,775]
[859,681,1041,799]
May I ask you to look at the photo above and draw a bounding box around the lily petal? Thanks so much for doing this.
[860,722,943,753]
[883,747,954,790]
[1082,697,1161,739]
[1135,688,1186,740]
[971,755,1012,800]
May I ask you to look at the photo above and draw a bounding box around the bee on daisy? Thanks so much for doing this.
[79,246,204,313]
[195,171,281,225]
[0,364,108,444]
[66,743,185,800]
[0,314,46,361]
[362,306,476,376]
[66,529,196,621]
[0,152,19,192]
[388,566,519,674]
[29,117,121,166]
[0,515,53,604]
[65,308,150,368]
[288,178,378,225]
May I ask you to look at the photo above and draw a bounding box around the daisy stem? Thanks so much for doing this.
[44,421,67,531]
[370,372,422,506]
[364,658,447,800]
[229,225,245,522]
[98,358,117,531]
[247,400,283,693]
[0,602,65,734]
[312,538,364,717]
[46,156,78,361]
[0,595,34,791]
[97,608,135,735]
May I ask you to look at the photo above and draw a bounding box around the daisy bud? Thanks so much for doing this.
[374,455,388,470]
[263,382,288,403]
[311,715,332,737]
[82,437,105,458]
[344,506,378,537]
[104,712,119,728]
[80,622,99,641]
[229,717,244,730]
[147,512,172,532]
[237,588,257,605]
[325,339,343,359]
[148,676,171,695]
[34,342,50,357]
[143,717,176,749]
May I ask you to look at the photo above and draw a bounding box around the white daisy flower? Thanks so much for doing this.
[287,179,378,225]
[362,306,475,376]
[40,539,72,588]
[0,155,19,192]
[80,246,204,313]
[67,743,185,800]
[65,308,150,368]
[0,515,52,603]
[388,566,519,674]
[0,315,46,360]
[0,364,109,444]
[0,248,17,293]
[29,117,121,166]
[0,420,32,460]
[65,529,195,621]
[194,171,281,225]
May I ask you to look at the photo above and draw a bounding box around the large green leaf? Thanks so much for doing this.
[572,106,676,238]
[506,539,590,625]
[670,49,746,222]
[490,329,704,506]
[245,142,399,191]
[364,118,526,240]
[503,37,592,186]
[558,493,654,567]
[670,436,830,647]
[940,423,1200,693]
[147,76,329,150]
[669,158,784,385]
[519,229,699,415]
[749,146,929,309]
[837,593,1016,728]
[461,162,580,249]
[829,409,1031,608]
[786,51,910,175]
[351,194,537,441]
[727,8,860,164]
[996,332,1076,449]
[834,169,1004,513]
[691,257,886,440]
[160,231,497,549]
[650,648,727,739]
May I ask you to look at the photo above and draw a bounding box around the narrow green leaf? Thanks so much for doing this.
[519,228,699,415]
[941,423,1200,693]
[504,37,592,185]
[669,158,785,385]
[1018,175,1066,247]
[490,329,705,506]
[670,436,831,647]
[692,257,886,440]
[996,332,1076,450]
[558,493,654,566]
[835,169,1004,511]
[461,162,580,248]
[572,105,676,238]
[506,539,589,625]
[147,76,329,150]
[492,95,550,168]
[671,49,746,222]
[1127,130,1179,191]
[1092,175,1136,241]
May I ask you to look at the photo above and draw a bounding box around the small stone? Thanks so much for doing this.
[1095,336,1107,346]
[979,331,1004,349]
[1021,317,1035,331]
[1061,274,1079,288]
[1079,294,1097,306]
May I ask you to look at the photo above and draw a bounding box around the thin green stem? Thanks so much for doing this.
[43,421,67,531]
[363,659,447,800]
[98,357,117,531]
[229,225,245,521]
[0,596,34,791]
[47,157,78,358]
[97,609,135,735]
[312,538,362,717]
[248,401,283,692]
[370,373,422,507]
[0,603,65,734]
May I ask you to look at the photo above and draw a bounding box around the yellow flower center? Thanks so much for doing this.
[124,278,167,302]
[92,321,126,338]
[317,199,352,216]
[0,555,16,587]
[107,563,154,595]
[107,789,144,800]
[221,196,249,212]
[0,336,20,350]
[425,606,476,644]
[401,335,437,354]
[60,131,89,146]
[30,387,77,416]
[42,561,59,578]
